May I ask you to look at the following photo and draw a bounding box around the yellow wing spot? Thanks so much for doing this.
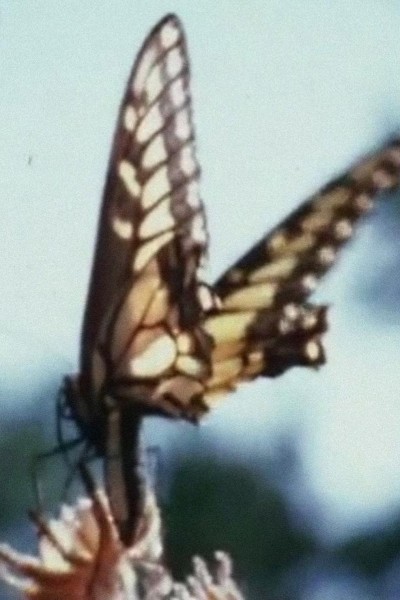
[372,168,396,189]
[112,215,133,240]
[243,361,264,379]
[175,355,206,378]
[145,64,164,103]
[136,102,164,144]
[166,47,184,78]
[318,246,336,265]
[305,340,321,362]
[180,145,197,175]
[177,332,194,354]
[211,339,245,363]
[204,312,255,344]
[186,181,201,208]
[139,196,175,239]
[174,109,191,141]
[243,351,264,378]
[207,357,242,389]
[143,288,169,326]
[388,147,400,164]
[351,156,380,182]
[247,349,264,364]
[312,187,350,211]
[267,231,287,253]
[386,148,400,167]
[191,213,207,244]
[134,231,174,272]
[223,282,278,311]
[301,312,318,330]
[301,274,317,292]
[197,261,208,280]
[301,211,334,232]
[141,255,161,277]
[204,388,229,407]
[354,193,373,212]
[169,78,186,108]
[130,331,177,377]
[142,134,168,170]
[142,166,171,209]
[283,303,300,320]
[249,255,297,283]
[197,285,215,312]
[123,105,137,132]
[160,21,180,49]
[273,232,316,257]
[278,317,294,335]
[334,219,353,240]
[133,47,157,95]
[118,160,141,198]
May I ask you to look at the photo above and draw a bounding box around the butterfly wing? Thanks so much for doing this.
[203,140,400,403]
[66,14,219,545]
[77,15,214,425]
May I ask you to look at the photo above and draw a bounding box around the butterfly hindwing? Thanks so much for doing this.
[79,15,213,420]
[71,12,400,420]
[203,141,400,402]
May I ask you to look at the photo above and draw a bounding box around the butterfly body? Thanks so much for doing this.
[63,12,400,448]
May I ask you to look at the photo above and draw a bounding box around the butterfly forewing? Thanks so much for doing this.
[79,15,213,420]
[203,141,400,402]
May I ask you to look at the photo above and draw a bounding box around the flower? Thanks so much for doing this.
[0,487,245,600]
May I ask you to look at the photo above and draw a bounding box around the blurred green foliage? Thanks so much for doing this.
[336,516,400,577]
[164,455,316,598]
[0,418,43,526]
[0,410,77,534]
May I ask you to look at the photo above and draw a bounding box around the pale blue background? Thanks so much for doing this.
[1,0,400,551]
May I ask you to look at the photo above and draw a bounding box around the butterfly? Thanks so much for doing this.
[62,14,400,543]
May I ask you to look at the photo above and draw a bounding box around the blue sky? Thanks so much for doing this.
[1,1,400,541]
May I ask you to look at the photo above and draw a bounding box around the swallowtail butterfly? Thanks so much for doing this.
[63,14,400,543]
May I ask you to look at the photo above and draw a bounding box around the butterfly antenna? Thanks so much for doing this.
[60,441,95,503]
[31,437,86,512]
[56,384,76,469]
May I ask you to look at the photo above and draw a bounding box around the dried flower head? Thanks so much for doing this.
[0,488,245,599]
